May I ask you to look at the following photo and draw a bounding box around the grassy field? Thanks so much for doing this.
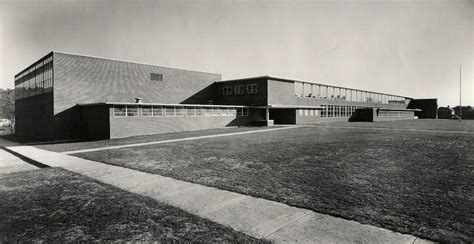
[36,126,278,152]
[0,168,262,242]
[74,120,474,243]
[326,119,474,132]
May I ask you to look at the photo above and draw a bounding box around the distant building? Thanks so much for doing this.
[14,52,424,140]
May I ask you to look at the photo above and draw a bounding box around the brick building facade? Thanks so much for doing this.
[14,52,423,140]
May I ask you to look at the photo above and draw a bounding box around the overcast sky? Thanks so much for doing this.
[1,0,472,106]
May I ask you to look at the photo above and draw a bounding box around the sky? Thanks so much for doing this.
[0,0,472,106]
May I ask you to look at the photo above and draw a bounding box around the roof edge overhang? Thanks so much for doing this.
[77,102,250,108]
[217,75,413,100]
[378,108,422,112]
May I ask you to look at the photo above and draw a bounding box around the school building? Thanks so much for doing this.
[14,52,433,140]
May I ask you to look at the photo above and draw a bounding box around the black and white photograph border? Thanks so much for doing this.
[0,0,473,243]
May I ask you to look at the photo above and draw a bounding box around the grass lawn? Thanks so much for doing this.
[36,126,278,152]
[74,120,474,243]
[0,168,262,242]
[326,119,474,132]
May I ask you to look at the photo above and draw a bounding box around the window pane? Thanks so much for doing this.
[220,107,228,116]
[186,107,195,116]
[175,107,185,116]
[153,106,163,116]
[142,106,152,116]
[195,106,204,116]
[242,107,249,116]
[237,107,243,116]
[127,106,139,117]
[114,106,126,116]
[229,107,237,116]
[212,107,220,116]
[165,106,175,116]
[205,107,212,116]
[294,82,302,97]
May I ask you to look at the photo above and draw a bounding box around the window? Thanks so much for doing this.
[223,86,232,95]
[175,107,185,116]
[229,107,237,116]
[247,84,257,93]
[142,106,152,116]
[310,109,314,116]
[127,106,139,117]
[314,109,319,116]
[220,107,229,116]
[212,107,220,116]
[205,107,212,116]
[186,107,195,116]
[299,109,303,116]
[237,108,243,116]
[114,106,126,116]
[328,105,334,117]
[321,105,327,117]
[196,107,204,116]
[242,107,249,116]
[294,82,303,97]
[153,106,163,116]
[304,109,309,116]
[150,73,163,81]
[165,106,175,116]
[303,83,312,97]
[234,85,244,94]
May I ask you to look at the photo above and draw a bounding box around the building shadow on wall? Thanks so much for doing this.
[180,83,216,104]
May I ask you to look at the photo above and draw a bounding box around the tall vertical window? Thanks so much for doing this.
[294,82,303,97]
[15,55,53,100]
[321,105,327,117]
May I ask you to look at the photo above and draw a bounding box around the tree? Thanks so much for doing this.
[0,88,15,133]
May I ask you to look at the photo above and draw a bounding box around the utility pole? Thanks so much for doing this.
[460,65,462,120]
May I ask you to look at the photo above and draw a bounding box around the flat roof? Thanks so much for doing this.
[78,102,250,108]
[217,75,412,99]
[15,51,221,78]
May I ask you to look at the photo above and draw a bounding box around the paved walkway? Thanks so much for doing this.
[0,149,37,175]
[7,145,431,243]
[62,126,298,154]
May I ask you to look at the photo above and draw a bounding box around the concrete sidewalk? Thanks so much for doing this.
[62,126,298,154]
[0,149,37,174]
[7,145,432,244]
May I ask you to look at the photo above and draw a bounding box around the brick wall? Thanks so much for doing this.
[108,107,252,139]
[81,105,110,140]
[214,78,268,106]
[267,79,410,109]
[15,92,54,139]
[53,52,221,115]
[50,52,221,140]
